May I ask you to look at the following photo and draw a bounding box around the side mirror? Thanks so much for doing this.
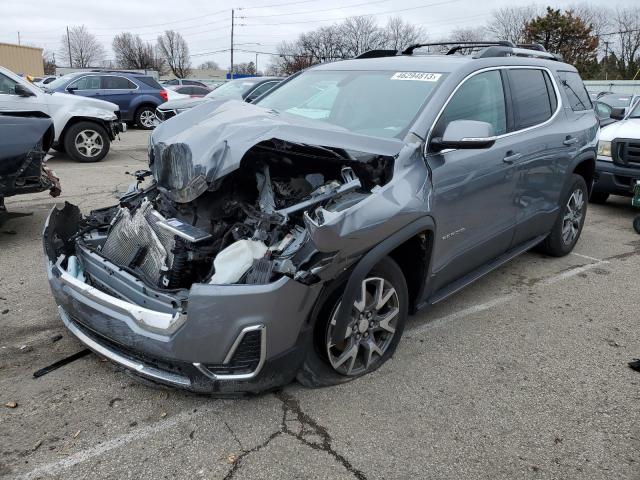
[14,84,35,97]
[610,107,626,120]
[432,120,496,150]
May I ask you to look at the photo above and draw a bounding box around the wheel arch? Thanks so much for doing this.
[59,116,112,145]
[329,216,435,344]
[572,155,596,194]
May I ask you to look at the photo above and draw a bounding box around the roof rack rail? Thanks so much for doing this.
[355,49,399,59]
[474,45,561,61]
[89,69,141,74]
[402,41,514,55]
[515,43,546,52]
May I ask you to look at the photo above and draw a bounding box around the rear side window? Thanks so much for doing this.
[69,76,100,90]
[508,69,556,130]
[101,76,136,89]
[183,80,204,86]
[558,71,592,111]
[435,70,507,136]
[137,76,163,90]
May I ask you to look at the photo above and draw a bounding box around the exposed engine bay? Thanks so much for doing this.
[74,139,393,290]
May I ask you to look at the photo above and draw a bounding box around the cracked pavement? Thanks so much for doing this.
[1,130,639,479]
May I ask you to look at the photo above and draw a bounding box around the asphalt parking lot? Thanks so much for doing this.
[1,129,639,480]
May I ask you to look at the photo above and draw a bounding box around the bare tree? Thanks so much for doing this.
[42,50,56,75]
[58,25,105,68]
[384,17,425,51]
[112,33,156,69]
[157,30,192,78]
[487,5,540,44]
[451,27,487,43]
[611,6,640,78]
[340,16,386,57]
[198,60,220,70]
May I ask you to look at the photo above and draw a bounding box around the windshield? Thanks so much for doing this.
[255,70,444,139]
[629,100,640,118]
[46,73,80,90]
[598,94,632,108]
[205,79,258,99]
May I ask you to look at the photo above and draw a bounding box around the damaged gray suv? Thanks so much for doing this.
[44,41,598,393]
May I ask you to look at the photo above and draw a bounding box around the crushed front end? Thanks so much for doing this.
[43,100,426,393]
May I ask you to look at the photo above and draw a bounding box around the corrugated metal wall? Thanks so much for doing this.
[0,42,44,77]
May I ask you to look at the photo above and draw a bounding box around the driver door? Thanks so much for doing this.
[0,71,45,114]
[426,69,519,291]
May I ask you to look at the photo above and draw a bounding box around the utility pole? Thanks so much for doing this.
[255,53,258,75]
[230,9,234,80]
[66,26,73,68]
[17,31,20,45]
[604,41,610,81]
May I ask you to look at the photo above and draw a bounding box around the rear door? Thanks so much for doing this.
[505,68,568,246]
[99,75,138,119]
[427,69,519,290]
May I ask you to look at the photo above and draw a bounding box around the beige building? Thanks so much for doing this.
[0,42,44,77]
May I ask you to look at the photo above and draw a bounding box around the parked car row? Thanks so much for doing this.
[155,76,281,121]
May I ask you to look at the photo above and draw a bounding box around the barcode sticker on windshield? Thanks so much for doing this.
[391,72,441,82]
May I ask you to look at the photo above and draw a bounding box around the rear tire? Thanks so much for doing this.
[297,256,408,388]
[63,121,110,163]
[135,106,156,130]
[633,216,640,234]
[538,174,588,257]
[589,191,609,204]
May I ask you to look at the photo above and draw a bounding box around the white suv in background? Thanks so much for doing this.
[0,66,125,162]
[592,100,640,203]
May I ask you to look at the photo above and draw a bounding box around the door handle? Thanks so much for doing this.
[503,152,522,164]
[563,137,578,146]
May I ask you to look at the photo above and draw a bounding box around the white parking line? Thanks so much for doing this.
[17,409,203,480]
[541,261,607,285]
[570,252,608,263]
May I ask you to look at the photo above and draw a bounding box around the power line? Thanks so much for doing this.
[241,0,391,19]
[240,0,466,26]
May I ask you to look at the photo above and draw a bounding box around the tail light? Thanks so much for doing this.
[159,90,168,102]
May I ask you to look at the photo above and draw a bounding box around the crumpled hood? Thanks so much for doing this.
[600,118,640,142]
[149,99,404,203]
[48,92,118,112]
[159,97,209,111]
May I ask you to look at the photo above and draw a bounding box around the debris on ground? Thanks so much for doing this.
[33,349,91,378]
[628,359,640,373]
[4,401,18,408]
[1,309,8,315]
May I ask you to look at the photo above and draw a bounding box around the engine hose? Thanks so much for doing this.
[168,237,189,288]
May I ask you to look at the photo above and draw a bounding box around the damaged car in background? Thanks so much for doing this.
[43,42,597,393]
[1,115,60,226]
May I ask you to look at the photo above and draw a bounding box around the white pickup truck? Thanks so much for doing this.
[592,100,640,203]
[0,66,125,162]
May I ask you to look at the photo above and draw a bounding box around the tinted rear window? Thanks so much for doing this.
[137,76,163,90]
[508,69,556,130]
[558,71,591,111]
[101,76,137,89]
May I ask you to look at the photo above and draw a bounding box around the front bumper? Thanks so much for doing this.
[44,204,321,393]
[593,158,640,197]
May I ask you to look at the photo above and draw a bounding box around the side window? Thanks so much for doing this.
[435,70,507,137]
[165,79,179,86]
[558,71,592,111]
[508,69,556,129]
[69,76,100,90]
[248,82,277,100]
[183,80,201,86]
[0,73,19,94]
[101,76,136,89]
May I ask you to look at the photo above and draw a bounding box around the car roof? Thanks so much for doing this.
[311,53,574,75]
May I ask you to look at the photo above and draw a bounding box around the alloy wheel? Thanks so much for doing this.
[74,130,104,158]
[562,188,584,245]
[326,277,399,376]
[139,110,156,128]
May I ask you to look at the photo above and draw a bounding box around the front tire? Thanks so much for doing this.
[538,174,588,257]
[63,121,110,163]
[297,256,408,388]
[135,106,157,130]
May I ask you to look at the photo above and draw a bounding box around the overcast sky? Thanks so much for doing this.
[0,0,634,71]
